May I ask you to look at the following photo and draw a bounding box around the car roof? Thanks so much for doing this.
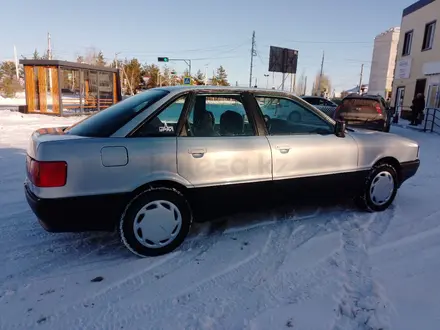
[301,95,325,98]
[151,85,296,98]
[343,94,382,101]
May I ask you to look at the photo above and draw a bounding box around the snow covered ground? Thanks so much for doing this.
[0,110,439,330]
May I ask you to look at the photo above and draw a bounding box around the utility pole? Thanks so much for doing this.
[47,32,53,92]
[114,52,121,68]
[249,31,256,88]
[204,64,208,85]
[317,51,324,96]
[304,76,308,95]
[359,64,364,94]
[13,45,19,80]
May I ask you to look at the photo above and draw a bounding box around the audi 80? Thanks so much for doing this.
[25,86,420,257]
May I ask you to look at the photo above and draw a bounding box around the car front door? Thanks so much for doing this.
[254,95,360,198]
[176,92,272,188]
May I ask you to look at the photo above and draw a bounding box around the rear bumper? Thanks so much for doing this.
[25,183,128,232]
[399,159,420,186]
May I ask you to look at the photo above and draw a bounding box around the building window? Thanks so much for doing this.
[422,21,436,51]
[402,31,413,56]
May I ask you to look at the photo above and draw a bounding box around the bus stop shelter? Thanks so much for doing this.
[19,60,122,116]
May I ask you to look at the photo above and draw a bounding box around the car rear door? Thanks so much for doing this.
[176,91,272,188]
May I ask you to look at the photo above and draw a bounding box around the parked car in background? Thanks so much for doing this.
[301,96,338,117]
[25,86,420,257]
[333,94,393,132]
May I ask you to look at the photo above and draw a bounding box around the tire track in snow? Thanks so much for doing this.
[331,207,395,330]
[74,209,342,330]
[25,221,228,330]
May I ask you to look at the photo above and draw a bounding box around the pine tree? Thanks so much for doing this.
[32,49,40,60]
[96,51,106,66]
[193,70,205,85]
[141,64,161,88]
[215,65,229,86]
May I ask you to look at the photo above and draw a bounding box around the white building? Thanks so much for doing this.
[368,27,400,98]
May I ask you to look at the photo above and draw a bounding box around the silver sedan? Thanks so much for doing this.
[24,86,420,257]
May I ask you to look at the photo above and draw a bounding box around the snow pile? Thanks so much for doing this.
[0,113,440,329]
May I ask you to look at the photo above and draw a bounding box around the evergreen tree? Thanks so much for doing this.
[141,64,161,88]
[96,51,106,66]
[32,49,40,60]
[215,65,229,86]
[193,70,205,85]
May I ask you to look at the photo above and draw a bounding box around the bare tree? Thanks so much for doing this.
[295,70,306,96]
[312,73,332,97]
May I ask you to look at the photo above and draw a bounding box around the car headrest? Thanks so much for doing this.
[220,110,244,135]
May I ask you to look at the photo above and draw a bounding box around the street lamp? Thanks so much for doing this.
[264,74,269,89]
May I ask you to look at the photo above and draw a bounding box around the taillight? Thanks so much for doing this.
[27,156,67,187]
[375,105,382,115]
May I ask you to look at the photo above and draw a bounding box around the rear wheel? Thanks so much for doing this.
[119,187,192,257]
[355,164,398,212]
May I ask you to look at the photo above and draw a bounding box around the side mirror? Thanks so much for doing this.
[335,120,346,138]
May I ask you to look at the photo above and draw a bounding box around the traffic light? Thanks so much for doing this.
[158,57,169,62]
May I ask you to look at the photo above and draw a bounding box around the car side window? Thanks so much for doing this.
[324,99,335,107]
[304,97,318,105]
[131,95,187,137]
[256,96,333,135]
[183,94,255,137]
[318,98,326,106]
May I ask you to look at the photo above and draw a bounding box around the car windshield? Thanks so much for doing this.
[340,98,381,114]
[65,89,170,137]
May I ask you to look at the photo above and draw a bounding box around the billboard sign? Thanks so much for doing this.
[269,46,298,74]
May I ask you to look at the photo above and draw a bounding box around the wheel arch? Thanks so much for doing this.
[131,180,189,198]
[373,157,402,183]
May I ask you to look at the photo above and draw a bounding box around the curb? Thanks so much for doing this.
[392,123,424,132]
[392,122,440,135]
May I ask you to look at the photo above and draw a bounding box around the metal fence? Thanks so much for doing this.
[423,108,440,134]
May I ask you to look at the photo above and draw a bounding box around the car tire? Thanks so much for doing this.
[119,187,192,257]
[355,163,398,212]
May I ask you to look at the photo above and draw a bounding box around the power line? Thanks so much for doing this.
[116,40,250,55]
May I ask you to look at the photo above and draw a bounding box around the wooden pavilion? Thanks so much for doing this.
[19,60,122,116]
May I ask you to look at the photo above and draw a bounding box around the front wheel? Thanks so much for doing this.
[355,164,398,212]
[119,187,192,257]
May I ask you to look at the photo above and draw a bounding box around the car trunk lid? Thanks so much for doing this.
[335,98,383,127]
[27,127,87,160]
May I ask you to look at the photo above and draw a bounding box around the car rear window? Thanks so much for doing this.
[65,89,169,137]
[340,98,381,114]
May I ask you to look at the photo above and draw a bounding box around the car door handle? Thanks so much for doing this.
[188,148,206,158]
[275,145,291,154]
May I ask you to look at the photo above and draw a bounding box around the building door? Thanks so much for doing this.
[427,85,439,108]
[394,87,405,120]
[414,78,427,98]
